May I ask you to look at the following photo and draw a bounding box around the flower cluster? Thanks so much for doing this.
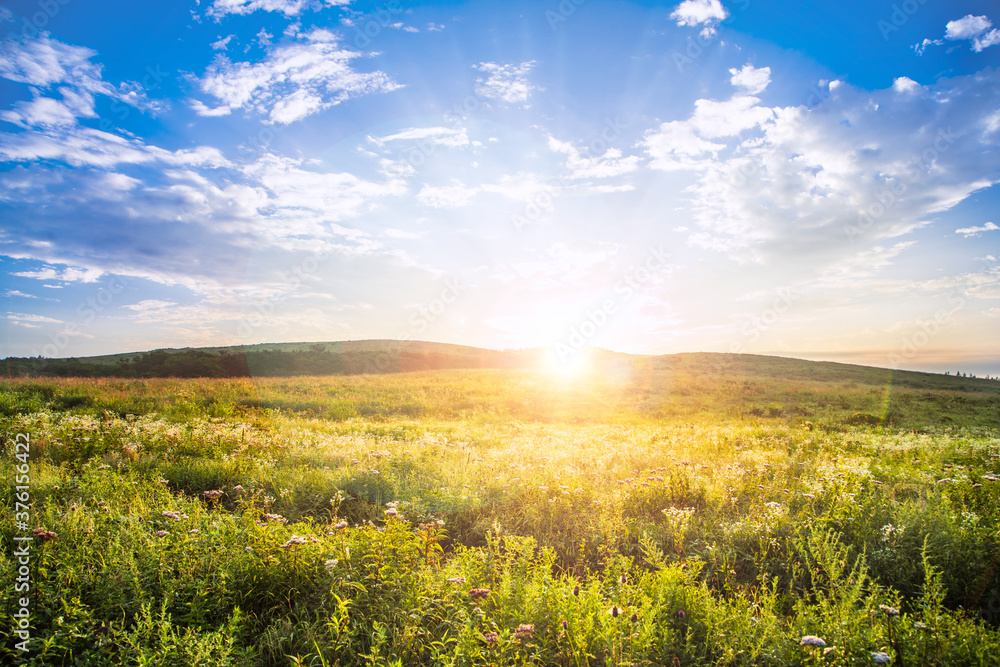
[280,535,315,549]
[879,604,900,616]
[514,624,534,640]
[33,528,57,543]
[468,588,491,600]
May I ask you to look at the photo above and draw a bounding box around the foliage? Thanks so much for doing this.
[1,367,999,665]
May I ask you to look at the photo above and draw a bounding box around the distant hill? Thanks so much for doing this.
[3,340,998,394]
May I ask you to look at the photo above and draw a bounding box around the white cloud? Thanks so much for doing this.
[473,61,537,105]
[912,38,943,56]
[640,90,773,171]
[0,33,156,129]
[369,126,470,148]
[416,181,480,208]
[670,0,728,27]
[689,96,773,139]
[916,15,1000,54]
[591,184,635,193]
[13,266,104,282]
[206,0,350,19]
[639,69,1000,270]
[2,290,38,298]
[955,222,1000,237]
[0,126,230,169]
[547,136,640,180]
[192,29,399,124]
[240,152,406,231]
[641,121,725,171]
[6,313,63,328]
[945,15,993,40]
[729,64,771,95]
[211,35,235,51]
[892,76,921,94]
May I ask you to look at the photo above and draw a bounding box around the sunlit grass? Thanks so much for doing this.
[1,369,999,665]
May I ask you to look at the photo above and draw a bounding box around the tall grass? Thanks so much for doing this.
[1,370,999,665]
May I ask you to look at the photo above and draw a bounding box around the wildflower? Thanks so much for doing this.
[823,646,837,655]
[154,530,169,537]
[203,489,224,499]
[333,521,349,529]
[912,621,927,630]
[32,528,57,543]
[800,635,826,647]
[245,546,253,552]
[448,577,467,584]
[630,613,639,623]
[608,605,621,618]
[384,507,398,516]
[676,610,686,618]
[161,510,188,521]
[871,652,891,663]
[514,624,534,640]
[280,535,309,549]
[879,604,900,616]
[469,588,491,600]
[482,631,499,643]
[233,485,245,493]
[263,513,286,523]
[802,493,816,499]
[325,559,339,570]
[562,619,568,628]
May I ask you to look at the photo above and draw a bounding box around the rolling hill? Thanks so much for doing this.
[3,340,999,394]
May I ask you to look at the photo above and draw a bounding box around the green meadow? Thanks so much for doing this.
[2,356,1000,665]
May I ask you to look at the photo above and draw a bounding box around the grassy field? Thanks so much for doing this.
[2,359,1000,665]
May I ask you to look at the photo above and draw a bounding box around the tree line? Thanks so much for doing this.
[3,345,524,378]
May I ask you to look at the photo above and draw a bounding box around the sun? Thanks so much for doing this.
[542,344,593,381]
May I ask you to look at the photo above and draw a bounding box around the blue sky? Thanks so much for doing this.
[1,0,999,374]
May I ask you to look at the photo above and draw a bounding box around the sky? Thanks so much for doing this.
[1,0,998,375]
